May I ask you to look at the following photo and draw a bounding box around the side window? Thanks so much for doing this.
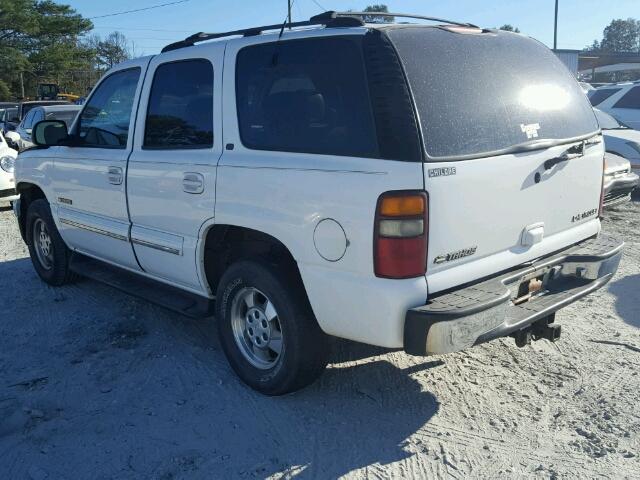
[32,110,44,125]
[77,68,141,148]
[588,88,621,107]
[144,59,213,149]
[235,36,379,158]
[22,110,36,129]
[613,86,640,109]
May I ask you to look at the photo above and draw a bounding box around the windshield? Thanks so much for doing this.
[385,27,599,160]
[594,109,626,130]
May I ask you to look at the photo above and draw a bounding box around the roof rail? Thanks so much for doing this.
[162,11,362,52]
[336,11,478,28]
[161,10,476,53]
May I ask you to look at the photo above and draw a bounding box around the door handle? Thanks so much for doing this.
[108,166,123,185]
[183,172,204,194]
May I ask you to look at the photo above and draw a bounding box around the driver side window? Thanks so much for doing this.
[77,68,141,148]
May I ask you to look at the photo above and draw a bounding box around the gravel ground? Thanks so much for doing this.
[0,201,638,479]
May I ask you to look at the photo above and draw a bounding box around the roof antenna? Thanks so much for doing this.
[278,0,294,39]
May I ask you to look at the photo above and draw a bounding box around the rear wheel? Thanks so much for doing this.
[26,199,76,286]
[216,260,328,395]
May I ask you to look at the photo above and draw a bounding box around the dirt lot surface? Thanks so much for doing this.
[0,201,638,479]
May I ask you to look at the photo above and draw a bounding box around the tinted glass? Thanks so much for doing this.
[6,108,18,122]
[33,110,44,125]
[144,60,213,149]
[236,36,378,158]
[613,86,640,109]
[78,68,140,148]
[386,27,599,160]
[22,109,36,129]
[46,109,80,128]
[594,109,624,129]
[589,88,622,106]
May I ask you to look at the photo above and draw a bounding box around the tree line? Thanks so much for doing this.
[0,0,134,101]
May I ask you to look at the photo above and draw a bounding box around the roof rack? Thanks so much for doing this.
[161,10,477,53]
[337,11,478,28]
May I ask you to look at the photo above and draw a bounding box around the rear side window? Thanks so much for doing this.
[613,86,640,109]
[589,88,622,106]
[144,59,214,149]
[386,27,599,160]
[235,36,379,158]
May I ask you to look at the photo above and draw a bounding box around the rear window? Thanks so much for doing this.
[613,86,640,109]
[589,88,622,106]
[385,27,599,160]
[235,36,379,158]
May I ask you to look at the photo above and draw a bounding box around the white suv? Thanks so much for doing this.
[13,12,623,394]
[589,81,640,130]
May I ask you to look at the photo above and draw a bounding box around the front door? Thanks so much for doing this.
[126,47,223,293]
[52,59,150,269]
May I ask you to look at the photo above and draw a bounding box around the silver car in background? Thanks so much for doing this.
[6,105,81,151]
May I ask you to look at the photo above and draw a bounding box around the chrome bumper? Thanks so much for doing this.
[603,172,639,207]
[405,234,623,356]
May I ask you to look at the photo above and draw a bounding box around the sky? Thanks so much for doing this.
[65,0,639,55]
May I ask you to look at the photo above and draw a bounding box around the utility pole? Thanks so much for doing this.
[553,0,559,51]
[287,0,292,29]
[20,72,25,100]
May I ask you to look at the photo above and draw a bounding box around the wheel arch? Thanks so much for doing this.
[200,223,304,297]
[15,182,48,243]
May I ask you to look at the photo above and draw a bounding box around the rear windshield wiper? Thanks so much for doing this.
[543,142,585,170]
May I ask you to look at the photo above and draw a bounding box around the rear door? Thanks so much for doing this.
[386,27,603,293]
[126,46,222,293]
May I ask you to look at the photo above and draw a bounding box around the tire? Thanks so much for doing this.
[26,199,76,286]
[216,259,328,395]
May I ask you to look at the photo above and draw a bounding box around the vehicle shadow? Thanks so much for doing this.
[0,257,443,479]
[607,273,640,328]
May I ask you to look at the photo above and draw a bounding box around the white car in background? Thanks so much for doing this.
[602,152,639,207]
[0,131,18,204]
[589,81,640,130]
[6,105,81,151]
[595,108,640,173]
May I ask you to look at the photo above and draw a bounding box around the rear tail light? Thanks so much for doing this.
[374,191,428,278]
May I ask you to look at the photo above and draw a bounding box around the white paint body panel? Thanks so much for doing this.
[424,142,604,293]
[51,57,153,269]
[127,44,224,292]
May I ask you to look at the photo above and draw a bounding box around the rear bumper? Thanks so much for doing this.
[603,172,639,207]
[404,234,623,356]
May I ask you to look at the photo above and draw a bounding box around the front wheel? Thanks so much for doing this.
[26,199,76,286]
[216,260,328,395]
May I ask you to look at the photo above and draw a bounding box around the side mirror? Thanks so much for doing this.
[33,120,69,147]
